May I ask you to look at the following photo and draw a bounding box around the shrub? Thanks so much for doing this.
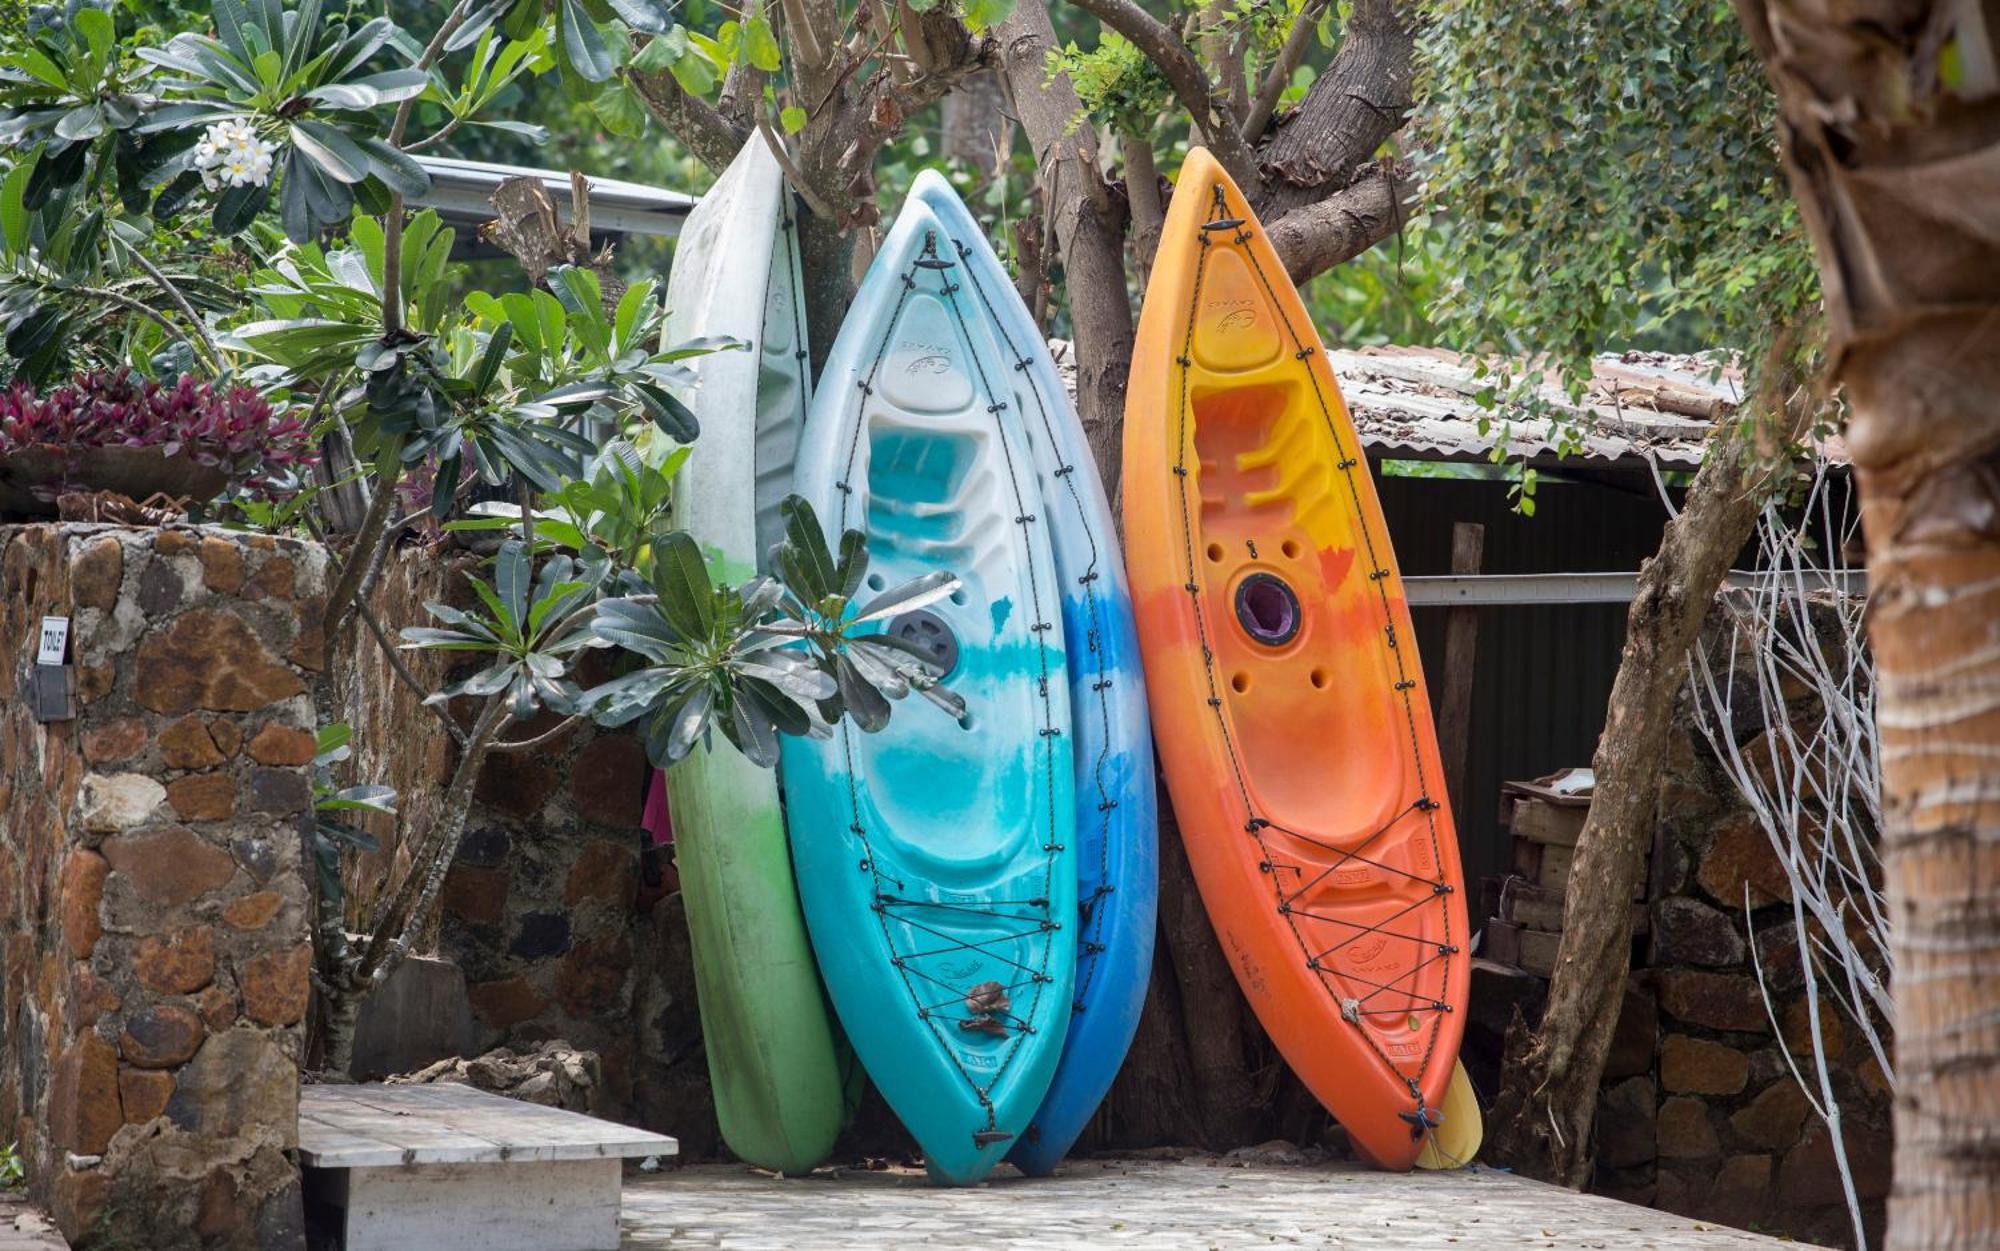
[0,369,314,493]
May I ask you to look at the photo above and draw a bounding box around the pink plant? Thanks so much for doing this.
[0,369,315,495]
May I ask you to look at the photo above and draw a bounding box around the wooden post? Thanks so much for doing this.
[1438,522,1484,822]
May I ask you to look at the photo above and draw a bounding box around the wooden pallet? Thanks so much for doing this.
[299,1083,677,1251]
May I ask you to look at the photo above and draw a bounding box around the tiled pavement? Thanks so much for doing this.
[621,1157,1814,1249]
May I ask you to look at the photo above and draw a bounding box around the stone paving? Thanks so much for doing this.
[621,1157,1817,1249]
[0,1198,66,1251]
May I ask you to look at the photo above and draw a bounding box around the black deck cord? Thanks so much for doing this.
[778,194,815,423]
[950,236,1120,1016]
[1170,181,1455,1134]
[828,230,1065,1148]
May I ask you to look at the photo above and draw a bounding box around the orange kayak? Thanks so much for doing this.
[1120,148,1469,1169]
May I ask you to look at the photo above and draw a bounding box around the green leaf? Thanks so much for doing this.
[780,105,807,134]
[602,0,670,35]
[628,28,680,74]
[55,106,104,143]
[495,541,532,632]
[358,138,430,197]
[212,0,258,61]
[590,84,647,138]
[0,152,37,255]
[558,0,614,82]
[668,45,713,95]
[958,0,1014,31]
[662,683,715,761]
[834,528,868,600]
[292,121,371,184]
[853,569,958,623]
[652,531,715,640]
[778,495,836,602]
[75,7,116,66]
[742,14,781,71]
[211,180,270,235]
[472,320,513,396]
[9,47,68,92]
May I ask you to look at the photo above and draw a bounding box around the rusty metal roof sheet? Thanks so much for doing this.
[1050,341,1841,470]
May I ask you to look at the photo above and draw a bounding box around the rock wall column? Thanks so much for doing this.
[0,523,323,1250]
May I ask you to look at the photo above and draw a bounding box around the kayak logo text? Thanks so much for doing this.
[899,339,954,374]
[1205,299,1258,333]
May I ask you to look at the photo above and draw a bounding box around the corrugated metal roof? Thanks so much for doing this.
[1051,340,1839,470]
[1330,345,1736,469]
[411,155,696,240]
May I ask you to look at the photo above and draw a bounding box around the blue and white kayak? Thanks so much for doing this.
[779,195,1078,1185]
[911,170,1159,1176]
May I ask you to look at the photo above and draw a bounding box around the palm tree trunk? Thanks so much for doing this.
[1733,4,2000,1246]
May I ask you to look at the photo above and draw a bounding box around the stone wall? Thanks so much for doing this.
[0,524,321,1249]
[1610,685,1892,1248]
[1471,599,1891,1250]
[341,550,715,1149]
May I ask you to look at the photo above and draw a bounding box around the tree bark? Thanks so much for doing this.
[940,69,1010,178]
[1123,134,1164,290]
[627,65,748,173]
[322,696,510,1071]
[1487,373,1806,1186]
[994,0,1137,498]
[1732,4,2000,1246]
[1266,158,1417,285]
[1255,0,1412,216]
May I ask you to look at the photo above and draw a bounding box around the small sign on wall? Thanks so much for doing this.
[31,614,75,722]
[38,616,69,665]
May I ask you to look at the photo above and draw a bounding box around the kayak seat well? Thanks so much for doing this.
[1189,379,1407,838]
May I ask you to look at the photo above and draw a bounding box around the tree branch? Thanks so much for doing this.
[1067,0,1262,193]
[1257,0,1412,216]
[124,249,223,371]
[758,114,840,220]
[364,601,469,748]
[381,0,475,337]
[74,285,208,370]
[628,60,752,174]
[486,714,581,754]
[1265,158,1418,285]
[1244,0,1329,142]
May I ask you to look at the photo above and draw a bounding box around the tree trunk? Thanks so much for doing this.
[994,0,1137,497]
[1487,377,1804,1186]
[1732,5,2000,1246]
[321,697,510,1072]
[1123,134,1163,290]
[797,208,858,381]
[940,69,1010,178]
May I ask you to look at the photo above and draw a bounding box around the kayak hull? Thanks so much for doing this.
[782,197,1078,1186]
[910,171,1159,1177]
[661,136,848,1175]
[1120,149,1469,1170]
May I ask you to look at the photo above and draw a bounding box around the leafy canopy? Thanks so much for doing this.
[1418,0,1819,379]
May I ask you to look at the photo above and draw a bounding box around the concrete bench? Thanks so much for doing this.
[299,1083,677,1251]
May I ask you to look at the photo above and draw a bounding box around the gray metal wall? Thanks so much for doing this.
[1376,470,1673,891]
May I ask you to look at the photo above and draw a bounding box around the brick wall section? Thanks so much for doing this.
[0,524,321,1249]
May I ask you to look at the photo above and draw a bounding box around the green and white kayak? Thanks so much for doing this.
[659,134,850,1174]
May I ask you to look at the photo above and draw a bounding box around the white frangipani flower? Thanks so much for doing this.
[194,121,279,192]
